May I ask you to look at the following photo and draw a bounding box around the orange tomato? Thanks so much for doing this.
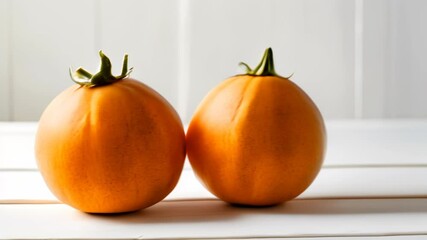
[35,52,186,213]
[186,48,326,206]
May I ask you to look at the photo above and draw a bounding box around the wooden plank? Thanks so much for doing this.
[385,0,427,117]
[361,0,388,118]
[2,164,427,202]
[1,198,427,239]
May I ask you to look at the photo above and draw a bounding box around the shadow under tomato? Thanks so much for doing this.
[85,199,245,224]
[229,202,284,209]
[83,198,427,224]
[254,198,427,215]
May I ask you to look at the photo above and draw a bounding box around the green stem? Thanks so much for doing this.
[75,68,93,79]
[239,47,280,77]
[69,51,133,87]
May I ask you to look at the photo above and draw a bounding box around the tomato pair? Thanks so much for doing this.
[35,49,326,213]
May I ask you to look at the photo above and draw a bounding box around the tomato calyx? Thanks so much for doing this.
[239,48,292,79]
[69,51,133,87]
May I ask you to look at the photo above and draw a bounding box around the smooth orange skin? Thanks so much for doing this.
[35,78,186,213]
[187,75,326,206]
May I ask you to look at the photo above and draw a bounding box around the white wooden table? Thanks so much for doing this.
[1,120,427,239]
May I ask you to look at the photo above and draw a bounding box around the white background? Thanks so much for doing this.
[1,2,427,238]
[1,0,427,123]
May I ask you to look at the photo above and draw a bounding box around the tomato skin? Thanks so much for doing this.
[186,74,326,206]
[35,78,186,213]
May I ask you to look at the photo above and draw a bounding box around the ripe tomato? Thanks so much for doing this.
[187,48,326,206]
[35,51,186,213]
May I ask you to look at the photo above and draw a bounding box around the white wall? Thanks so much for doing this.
[362,0,427,118]
[0,0,10,121]
[0,0,426,123]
